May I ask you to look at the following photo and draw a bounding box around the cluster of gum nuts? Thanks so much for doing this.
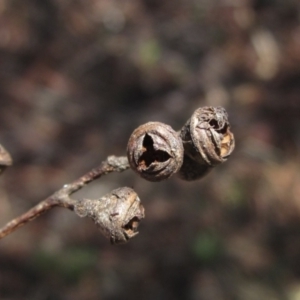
[127,106,235,182]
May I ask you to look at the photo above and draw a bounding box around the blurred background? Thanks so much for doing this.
[0,0,300,299]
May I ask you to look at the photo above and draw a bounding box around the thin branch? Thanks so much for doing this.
[0,156,130,240]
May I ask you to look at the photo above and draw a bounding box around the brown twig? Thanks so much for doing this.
[0,155,130,239]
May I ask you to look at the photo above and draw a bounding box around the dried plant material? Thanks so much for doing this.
[127,122,184,182]
[0,156,130,240]
[74,187,145,244]
[0,144,13,174]
[180,106,235,167]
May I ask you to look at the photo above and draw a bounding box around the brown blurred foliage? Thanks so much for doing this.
[1,0,300,299]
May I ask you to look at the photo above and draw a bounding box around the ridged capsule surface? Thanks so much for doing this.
[127,122,184,182]
[74,187,145,244]
[180,106,235,167]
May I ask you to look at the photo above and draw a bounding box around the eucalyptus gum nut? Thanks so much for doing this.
[180,106,235,167]
[127,122,184,182]
[74,187,145,245]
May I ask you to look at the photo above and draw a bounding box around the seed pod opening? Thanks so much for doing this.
[180,106,235,166]
[74,187,145,244]
[127,122,184,182]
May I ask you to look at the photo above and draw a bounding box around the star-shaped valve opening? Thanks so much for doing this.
[138,134,171,169]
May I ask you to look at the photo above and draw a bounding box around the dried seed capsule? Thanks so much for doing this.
[74,187,145,244]
[0,144,12,175]
[180,106,235,167]
[127,122,184,182]
[178,155,212,181]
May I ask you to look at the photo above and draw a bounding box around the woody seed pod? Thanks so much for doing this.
[0,144,12,175]
[127,122,184,182]
[180,106,235,167]
[74,187,145,244]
